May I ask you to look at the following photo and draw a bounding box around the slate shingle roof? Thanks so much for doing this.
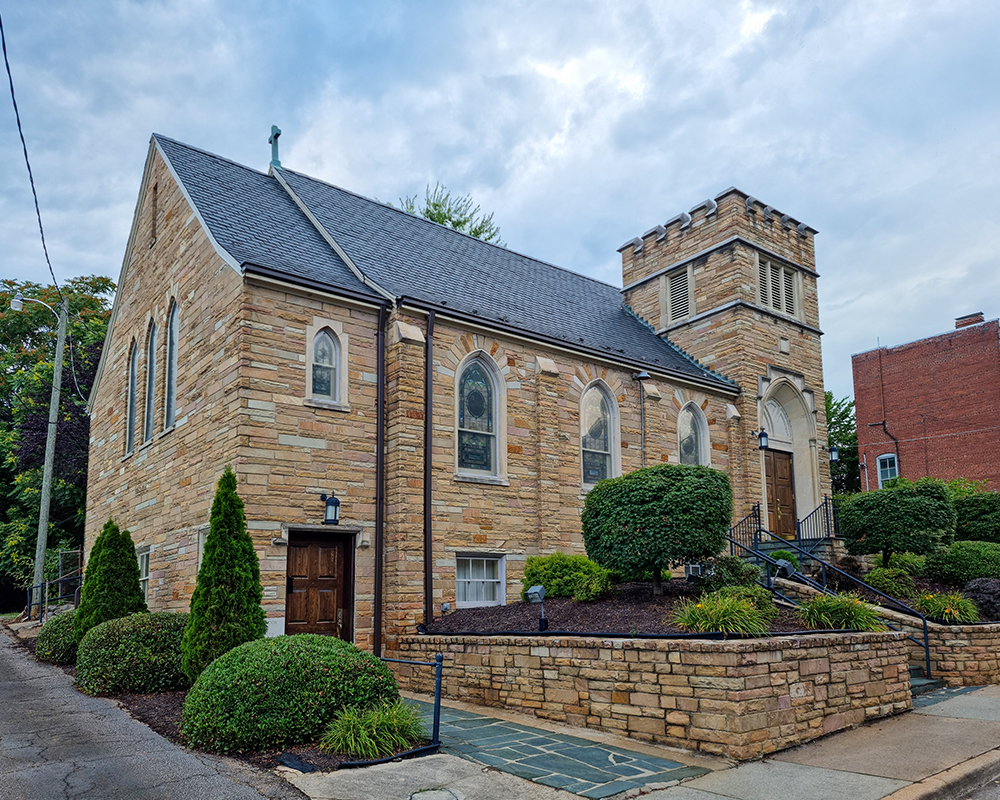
[154,134,736,391]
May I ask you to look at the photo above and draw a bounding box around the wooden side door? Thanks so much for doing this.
[285,533,352,640]
[764,450,797,539]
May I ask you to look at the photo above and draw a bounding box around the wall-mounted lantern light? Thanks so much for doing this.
[753,428,769,450]
[320,492,340,525]
[829,444,839,462]
[526,584,547,631]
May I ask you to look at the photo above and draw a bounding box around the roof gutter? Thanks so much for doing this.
[396,297,739,397]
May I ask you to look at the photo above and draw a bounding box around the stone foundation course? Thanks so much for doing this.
[390,632,911,760]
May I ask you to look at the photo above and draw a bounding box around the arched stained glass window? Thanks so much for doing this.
[311,329,339,402]
[127,342,138,454]
[164,301,178,429]
[678,404,706,466]
[581,386,612,485]
[144,323,157,443]
[458,361,496,473]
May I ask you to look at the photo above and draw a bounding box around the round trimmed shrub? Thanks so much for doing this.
[865,567,916,600]
[963,578,1000,620]
[925,541,1000,587]
[521,552,611,601]
[955,493,1000,543]
[36,610,78,665]
[75,612,189,696]
[181,634,399,754]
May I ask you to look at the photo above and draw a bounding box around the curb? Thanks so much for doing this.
[884,748,1000,800]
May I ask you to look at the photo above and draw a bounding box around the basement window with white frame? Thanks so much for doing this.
[758,257,797,317]
[456,555,505,607]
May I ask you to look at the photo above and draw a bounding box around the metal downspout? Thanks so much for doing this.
[374,304,387,656]
[424,311,435,624]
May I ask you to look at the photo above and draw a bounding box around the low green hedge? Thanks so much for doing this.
[521,552,612,602]
[925,541,1000,587]
[181,634,399,754]
[75,612,189,695]
[35,610,78,665]
[865,566,916,599]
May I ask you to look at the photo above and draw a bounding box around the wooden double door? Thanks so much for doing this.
[285,532,353,640]
[764,450,797,539]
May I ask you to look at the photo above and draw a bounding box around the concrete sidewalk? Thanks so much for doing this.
[286,686,1000,800]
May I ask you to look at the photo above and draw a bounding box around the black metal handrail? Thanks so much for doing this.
[730,503,762,553]
[24,573,82,622]
[340,653,444,767]
[746,527,932,678]
[797,496,838,542]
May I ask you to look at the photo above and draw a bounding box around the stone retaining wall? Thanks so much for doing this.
[390,632,910,760]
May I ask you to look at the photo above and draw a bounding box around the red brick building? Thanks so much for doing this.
[852,314,1000,491]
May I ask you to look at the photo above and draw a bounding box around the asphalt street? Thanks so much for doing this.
[0,629,305,800]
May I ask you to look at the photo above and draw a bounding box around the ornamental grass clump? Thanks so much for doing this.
[318,700,426,760]
[35,609,78,665]
[888,552,926,576]
[914,592,979,624]
[797,594,885,632]
[708,585,779,622]
[75,612,190,695]
[672,592,770,636]
[181,634,399,754]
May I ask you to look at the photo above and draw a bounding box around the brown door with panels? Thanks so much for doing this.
[285,532,353,640]
[764,450,797,539]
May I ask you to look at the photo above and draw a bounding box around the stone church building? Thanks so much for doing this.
[86,134,830,653]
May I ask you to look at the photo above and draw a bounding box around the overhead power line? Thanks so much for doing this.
[0,8,64,302]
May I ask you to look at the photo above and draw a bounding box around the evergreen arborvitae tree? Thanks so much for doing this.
[73,518,147,643]
[181,466,266,681]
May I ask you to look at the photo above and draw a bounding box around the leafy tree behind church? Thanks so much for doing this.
[0,277,114,601]
[397,182,504,245]
[181,466,266,681]
[826,392,860,495]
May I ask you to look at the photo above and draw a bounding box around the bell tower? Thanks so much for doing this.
[619,188,830,532]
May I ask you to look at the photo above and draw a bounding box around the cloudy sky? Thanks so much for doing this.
[1,0,998,399]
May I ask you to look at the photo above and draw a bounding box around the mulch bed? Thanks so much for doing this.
[425,580,813,636]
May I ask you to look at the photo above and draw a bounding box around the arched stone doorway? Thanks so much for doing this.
[760,378,819,538]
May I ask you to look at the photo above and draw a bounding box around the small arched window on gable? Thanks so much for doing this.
[311,328,340,403]
[581,384,615,486]
[126,341,138,455]
[164,301,179,429]
[457,359,497,475]
[678,403,709,466]
[144,323,157,444]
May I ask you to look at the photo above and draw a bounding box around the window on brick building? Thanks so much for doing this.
[678,403,709,466]
[137,547,150,600]
[456,554,505,607]
[126,341,138,455]
[164,301,178,429]
[877,454,898,488]
[457,358,498,475]
[581,383,617,486]
[758,257,796,316]
[311,328,340,403]
[144,323,157,444]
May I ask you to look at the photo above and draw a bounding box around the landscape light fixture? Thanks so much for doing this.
[526,584,548,631]
[320,492,340,525]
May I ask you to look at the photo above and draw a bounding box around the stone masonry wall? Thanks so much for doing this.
[86,147,245,611]
[390,632,910,760]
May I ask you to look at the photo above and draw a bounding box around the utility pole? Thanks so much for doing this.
[30,299,67,615]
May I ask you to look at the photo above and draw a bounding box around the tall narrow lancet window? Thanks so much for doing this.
[311,329,339,402]
[678,404,707,466]
[144,324,157,443]
[164,302,178,428]
[581,386,613,485]
[126,342,138,454]
[457,361,496,474]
